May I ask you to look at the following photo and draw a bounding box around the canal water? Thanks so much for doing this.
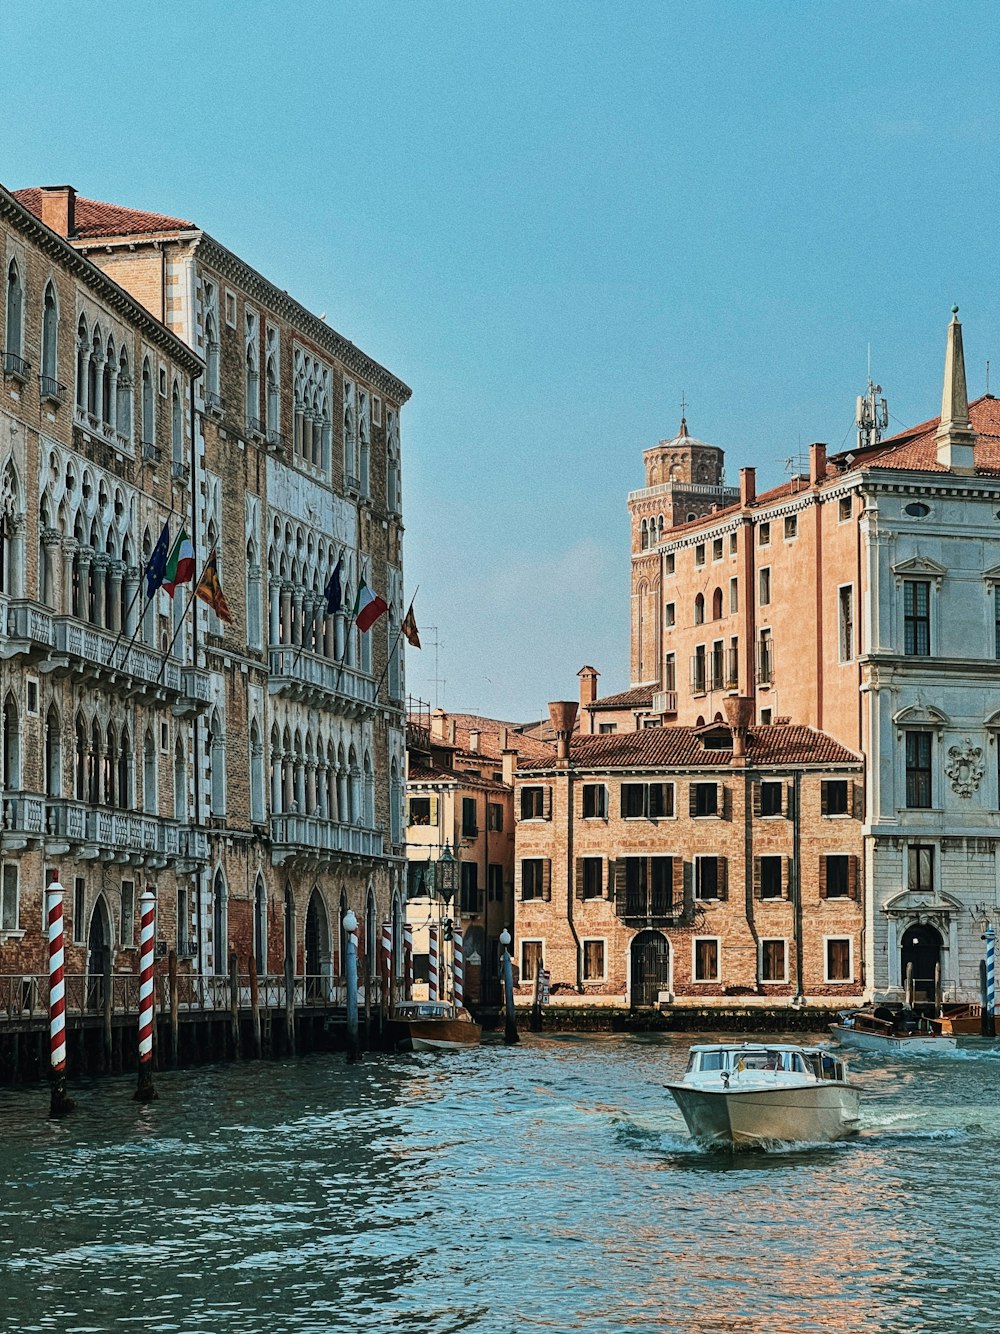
[2,1033,999,1334]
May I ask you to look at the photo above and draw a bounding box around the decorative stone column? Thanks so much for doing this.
[292,588,304,648]
[124,564,141,636]
[91,554,108,628]
[268,577,280,646]
[42,528,63,608]
[108,560,125,635]
[305,760,317,815]
[61,538,77,615]
[280,581,293,646]
[76,548,93,623]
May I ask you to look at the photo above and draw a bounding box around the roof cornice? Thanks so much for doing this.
[0,186,203,374]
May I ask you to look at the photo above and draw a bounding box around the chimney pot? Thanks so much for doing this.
[39,185,76,238]
[547,700,578,762]
[739,467,756,507]
[809,443,827,485]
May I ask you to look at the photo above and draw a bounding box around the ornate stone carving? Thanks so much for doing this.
[946,737,985,797]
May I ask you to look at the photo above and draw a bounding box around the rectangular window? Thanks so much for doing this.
[760,938,787,982]
[665,553,675,575]
[521,859,550,901]
[521,940,543,983]
[582,857,603,899]
[838,495,852,522]
[711,640,724,691]
[407,862,434,898]
[729,577,738,613]
[822,780,849,816]
[823,855,850,898]
[760,781,783,817]
[598,723,617,734]
[664,601,676,627]
[727,637,739,688]
[460,862,480,914]
[691,782,719,818]
[695,855,723,899]
[907,844,934,893]
[372,395,382,426]
[177,884,188,951]
[1,864,18,932]
[224,289,237,327]
[488,863,504,902]
[691,644,706,694]
[26,679,38,716]
[120,878,135,948]
[693,937,720,982]
[582,783,608,819]
[461,797,478,837]
[582,939,605,982]
[73,877,85,944]
[413,953,430,984]
[826,937,852,982]
[759,856,783,900]
[664,653,676,693]
[487,803,503,831]
[695,544,706,566]
[621,782,673,818]
[622,856,675,916]
[758,628,773,685]
[520,786,549,820]
[903,580,931,656]
[713,537,723,561]
[839,585,854,662]
[784,515,797,540]
[408,796,432,826]
[905,732,932,808]
[759,522,771,546]
[759,567,771,606]
[729,532,738,555]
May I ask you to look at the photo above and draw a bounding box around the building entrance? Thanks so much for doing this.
[900,922,943,1003]
[630,931,669,1007]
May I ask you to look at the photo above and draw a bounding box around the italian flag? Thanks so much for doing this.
[353,580,388,633]
[163,531,196,596]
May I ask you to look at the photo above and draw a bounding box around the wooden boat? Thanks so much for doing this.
[665,1043,860,1148]
[829,1003,958,1055]
[389,1001,482,1052]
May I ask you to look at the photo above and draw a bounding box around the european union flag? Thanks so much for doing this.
[145,521,171,598]
[324,559,342,615]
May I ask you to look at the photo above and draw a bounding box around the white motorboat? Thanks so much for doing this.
[665,1042,861,1148]
[829,1004,958,1056]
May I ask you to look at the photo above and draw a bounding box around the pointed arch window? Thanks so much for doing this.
[74,713,87,800]
[694,593,705,626]
[5,259,23,364]
[116,347,132,439]
[212,870,228,976]
[174,738,187,821]
[88,326,101,416]
[2,693,20,790]
[118,726,131,808]
[76,316,88,409]
[41,281,58,384]
[205,308,220,401]
[141,357,155,446]
[254,875,267,975]
[45,705,61,797]
[250,718,265,823]
[208,711,226,817]
[89,718,102,805]
[143,728,157,814]
[102,336,115,425]
[171,382,183,463]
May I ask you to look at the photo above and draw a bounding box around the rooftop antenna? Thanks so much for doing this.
[987,359,991,396]
[856,351,888,450]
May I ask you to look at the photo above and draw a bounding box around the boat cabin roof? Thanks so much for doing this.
[394,1002,454,1019]
[688,1042,822,1054]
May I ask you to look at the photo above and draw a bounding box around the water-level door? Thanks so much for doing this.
[630,930,670,1007]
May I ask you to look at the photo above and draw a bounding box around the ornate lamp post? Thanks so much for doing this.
[437,841,459,1001]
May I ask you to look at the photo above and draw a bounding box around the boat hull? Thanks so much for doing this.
[829,1024,956,1056]
[666,1082,861,1147]
[392,1018,482,1052]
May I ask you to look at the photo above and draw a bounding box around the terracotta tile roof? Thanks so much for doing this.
[589,685,656,710]
[408,761,508,793]
[517,724,860,771]
[443,713,556,761]
[13,189,194,238]
[856,395,1000,475]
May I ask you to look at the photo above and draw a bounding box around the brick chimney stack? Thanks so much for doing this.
[468,729,480,753]
[809,443,827,486]
[739,467,756,507]
[577,665,599,735]
[39,186,76,238]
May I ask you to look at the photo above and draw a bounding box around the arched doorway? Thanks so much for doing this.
[305,889,331,1000]
[86,895,112,1011]
[254,875,267,976]
[212,870,228,976]
[901,922,943,1003]
[630,931,670,1007]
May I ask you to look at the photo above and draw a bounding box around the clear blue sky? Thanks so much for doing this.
[7,1,1000,719]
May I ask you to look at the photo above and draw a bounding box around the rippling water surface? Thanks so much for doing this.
[3,1033,1000,1333]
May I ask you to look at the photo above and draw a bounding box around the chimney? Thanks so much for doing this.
[577,665,599,733]
[809,443,827,486]
[723,694,754,766]
[430,709,447,741]
[499,725,509,751]
[740,467,756,507]
[936,307,977,474]
[469,729,480,754]
[502,747,517,787]
[447,718,456,745]
[548,700,578,764]
[39,186,76,238]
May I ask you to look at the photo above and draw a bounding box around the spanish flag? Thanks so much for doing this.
[195,551,233,624]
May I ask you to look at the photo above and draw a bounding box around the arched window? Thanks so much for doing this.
[205,308,220,400]
[2,693,20,789]
[118,725,131,808]
[41,281,58,384]
[141,357,154,445]
[348,746,360,824]
[694,593,705,625]
[641,519,649,550]
[212,870,228,976]
[266,354,279,436]
[116,347,132,440]
[363,750,374,827]
[104,723,117,806]
[88,718,102,805]
[712,587,723,620]
[143,728,157,814]
[0,460,20,596]
[386,409,401,514]
[76,316,88,409]
[343,380,356,484]
[74,713,87,800]
[88,326,101,416]
[174,738,186,821]
[254,875,267,975]
[171,382,183,463]
[358,390,370,494]
[45,705,61,797]
[249,718,265,823]
[208,710,225,816]
[390,758,401,845]
[245,311,259,429]
[102,335,115,424]
[5,260,23,362]
[246,539,262,649]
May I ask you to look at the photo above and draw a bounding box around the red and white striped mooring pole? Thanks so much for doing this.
[428,924,440,1002]
[134,886,158,1102]
[403,923,413,1000]
[452,927,464,1010]
[47,874,74,1117]
[380,919,393,1012]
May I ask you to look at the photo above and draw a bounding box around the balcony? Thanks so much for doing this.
[205,390,225,418]
[1,598,55,662]
[271,813,384,868]
[247,416,265,440]
[141,440,161,464]
[1,793,47,849]
[615,888,692,928]
[12,797,213,867]
[171,460,190,485]
[2,351,30,383]
[38,374,66,406]
[268,646,376,717]
[652,690,678,715]
[266,429,286,455]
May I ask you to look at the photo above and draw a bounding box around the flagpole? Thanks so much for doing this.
[155,554,213,684]
[373,589,419,701]
[291,545,346,673]
[107,504,178,664]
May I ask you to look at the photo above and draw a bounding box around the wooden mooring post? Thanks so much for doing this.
[248,955,262,1059]
[284,955,296,1056]
[229,953,240,1058]
[168,949,179,1065]
[102,952,113,1071]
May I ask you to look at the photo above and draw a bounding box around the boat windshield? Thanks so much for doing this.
[395,1003,453,1019]
[688,1048,812,1074]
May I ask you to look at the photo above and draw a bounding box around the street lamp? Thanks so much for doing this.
[499,928,517,1045]
[343,909,359,1061]
[436,842,459,1001]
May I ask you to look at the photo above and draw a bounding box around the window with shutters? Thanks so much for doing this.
[520,786,550,820]
[619,856,675,917]
[691,782,719,818]
[460,863,480,914]
[580,857,604,899]
[520,859,550,901]
[582,783,608,819]
[582,939,606,982]
[488,863,504,901]
[759,523,771,547]
[487,802,504,831]
[905,732,932,808]
[695,855,725,899]
[907,845,934,893]
[820,854,856,899]
[759,781,783,817]
[621,782,674,819]
[729,577,738,614]
[760,938,787,982]
[759,567,771,606]
[408,796,436,826]
[758,856,783,899]
[822,780,849,816]
[825,937,853,982]
[711,640,724,690]
[461,797,478,837]
[0,863,18,933]
[839,585,854,662]
[692,644,707,694]
[903,580,931,656]
[693,937,720,982]
[520,940,543,982]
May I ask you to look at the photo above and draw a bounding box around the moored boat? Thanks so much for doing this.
[665,1042,860,1148]
[829,1003,958,1055]
[389,1001,482,1052]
